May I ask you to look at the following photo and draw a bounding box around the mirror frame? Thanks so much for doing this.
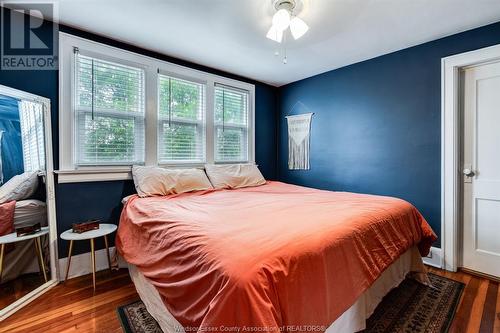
[0,84,59,321]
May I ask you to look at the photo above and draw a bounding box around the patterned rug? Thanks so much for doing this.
[360,273,464,332]
[117,273,463,333]
[117,300,163,333]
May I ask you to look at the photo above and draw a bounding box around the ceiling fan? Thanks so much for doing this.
[266,0,309,43]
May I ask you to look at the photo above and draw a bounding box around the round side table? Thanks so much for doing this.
[0,227,49,283]
[60,223,117,291]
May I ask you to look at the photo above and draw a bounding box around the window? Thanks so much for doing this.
[18,100,45,172]
[74,52,145,166]
[214,84,249,163]
[158,74,205,163]
[59,33,254,182]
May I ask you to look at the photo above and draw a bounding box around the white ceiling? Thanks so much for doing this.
[49,0,500,86]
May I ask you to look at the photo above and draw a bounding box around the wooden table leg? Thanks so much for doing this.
[0,244,5,282]
[104,235,112,272]
[90,238,96,292]
[33,239,43,274]
[35,237,48,283]
[64,240,74,282]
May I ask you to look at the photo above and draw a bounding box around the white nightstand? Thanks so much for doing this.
[60,223,117,291]
[0,227,49,283]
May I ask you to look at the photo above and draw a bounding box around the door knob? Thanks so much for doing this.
[463,168,475,177]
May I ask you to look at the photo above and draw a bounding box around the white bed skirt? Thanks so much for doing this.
[128,246,427,333]
[1,200,48,282]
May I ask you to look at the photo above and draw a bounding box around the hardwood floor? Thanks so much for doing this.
[426,267,500,333]
[0,269,137,333]
[0,267,498,333]
[0,273,46,309]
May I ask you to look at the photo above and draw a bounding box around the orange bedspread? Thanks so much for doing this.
[116,181,436,332]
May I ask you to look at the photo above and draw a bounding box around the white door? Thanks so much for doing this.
[462,61,500,278]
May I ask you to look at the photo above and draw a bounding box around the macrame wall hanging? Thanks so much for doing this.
[286,112,313,170]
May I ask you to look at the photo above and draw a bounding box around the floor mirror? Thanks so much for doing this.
[0,84,58,321]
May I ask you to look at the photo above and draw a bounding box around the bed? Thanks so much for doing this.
[1,200,47,282]
[116,181,436,332]
[2,200,48,283]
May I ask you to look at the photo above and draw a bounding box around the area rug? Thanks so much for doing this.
[360,273,464,333]
[117,300,162,333]
[117,273,464,333]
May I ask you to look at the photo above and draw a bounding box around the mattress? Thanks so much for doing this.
[13,199,47,228]
[129,246,428,333]
[117,181,436,331]
[1,200,47,283]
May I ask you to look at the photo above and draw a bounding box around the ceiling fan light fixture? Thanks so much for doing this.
[290,16,309,40]
[266,25,283,43]
[272,8,291,31]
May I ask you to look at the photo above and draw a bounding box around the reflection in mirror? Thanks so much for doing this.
[0,94,50,310]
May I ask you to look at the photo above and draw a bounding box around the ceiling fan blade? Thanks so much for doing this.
[266,25,283,43]
[290,17,309,40]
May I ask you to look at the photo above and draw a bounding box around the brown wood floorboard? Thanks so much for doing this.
[0,267,498,332]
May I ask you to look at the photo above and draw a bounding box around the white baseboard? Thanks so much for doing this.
[58,246,128,281]
[422,246,443,268]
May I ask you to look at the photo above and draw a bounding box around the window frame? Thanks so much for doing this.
[59,32,255,183]
[73,50,147,166]
[157,70,207,165]
[213,84,251,164]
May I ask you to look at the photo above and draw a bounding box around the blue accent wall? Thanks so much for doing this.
[278,21,500,248]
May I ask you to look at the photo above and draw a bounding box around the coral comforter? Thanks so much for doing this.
[116,181,436,332]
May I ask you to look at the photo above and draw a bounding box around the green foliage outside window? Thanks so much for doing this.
[158,77,201,120]
[76,56,144,164]
[158,76,204,161]
[214,87,248,161]
[75,57,250,164]
[77,58,143,113]
[81,114,138,162]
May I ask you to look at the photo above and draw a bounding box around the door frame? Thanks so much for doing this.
[442,43,500,271]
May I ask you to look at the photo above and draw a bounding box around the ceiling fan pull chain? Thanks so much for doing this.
[283,33,288,64]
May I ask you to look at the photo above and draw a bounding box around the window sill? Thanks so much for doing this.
[55,161,255,184]
[55,164,205,184]
[55,168,132,184]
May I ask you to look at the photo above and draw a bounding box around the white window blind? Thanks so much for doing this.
[158,74,205,163]
[74,52,145,166]
[18,100,45,172]
[214,84,249,163]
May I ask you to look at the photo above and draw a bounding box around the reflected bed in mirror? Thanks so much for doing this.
[0,85,57,320]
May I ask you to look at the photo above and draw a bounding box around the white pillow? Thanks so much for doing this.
[0,171,39,204]
[132,166,213,198]
[205,164,266,190]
